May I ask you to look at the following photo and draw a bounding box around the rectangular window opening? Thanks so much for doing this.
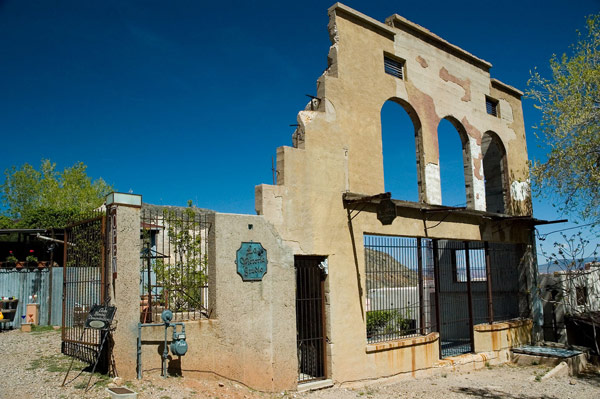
[452,248,487,283]
[576,286,588,306]
[384,54,405,80]
[486,96,499,117]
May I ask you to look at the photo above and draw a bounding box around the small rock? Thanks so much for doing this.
[570,380,576,385]
[113,377,123,386]
[218,382,224,387]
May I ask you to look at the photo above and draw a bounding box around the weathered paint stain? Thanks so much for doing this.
[439,67,471,102]
[416,55,429,68]
[411,343,416,377]
[491,330,499,351]
[473,152,484,180]
[405,80,441,161]
[461,116,482,145]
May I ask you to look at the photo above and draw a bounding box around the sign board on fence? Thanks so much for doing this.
[236,242,267,281]
[84,305,116,330]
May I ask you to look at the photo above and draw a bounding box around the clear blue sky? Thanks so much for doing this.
[1,0,598,260]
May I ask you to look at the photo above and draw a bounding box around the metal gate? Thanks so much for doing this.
[61,212,108,364]
[435,240,490,357]
[296,256,326,383]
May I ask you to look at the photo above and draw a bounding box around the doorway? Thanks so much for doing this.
[295,256,327,383]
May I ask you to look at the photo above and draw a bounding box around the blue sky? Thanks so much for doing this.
[1,0,599,261]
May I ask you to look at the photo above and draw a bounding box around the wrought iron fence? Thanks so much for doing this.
[364,235,436,343]
[364,235,531,357]
[140,207,211,323]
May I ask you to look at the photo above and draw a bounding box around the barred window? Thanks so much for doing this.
[384,54,405,79]
[486,96,499,117]
[364,235,435,343]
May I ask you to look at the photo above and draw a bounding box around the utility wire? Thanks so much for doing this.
[536,221,598,241]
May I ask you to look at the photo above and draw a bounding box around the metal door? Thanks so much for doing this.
[61,213,107,364]
[295,256,326,383]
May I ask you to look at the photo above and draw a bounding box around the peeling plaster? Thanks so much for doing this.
[425,163,441,205]
[439,67,471,102]
[511,180,530,202]
[405,80,441,161]
[499,99,514,123]
[461,116,482,146]
[324,98,337,122]
[416,55,428,68]
[473,152,484,180]
[298,110,317,126]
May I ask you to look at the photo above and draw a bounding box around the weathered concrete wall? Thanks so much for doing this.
[473,319,532,353]
[138,213,296,392]
[110,204,142,380]
[365,333,440,378]
[256,3,534,385]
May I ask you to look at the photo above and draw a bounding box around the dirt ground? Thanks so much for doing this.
[1,327,599,398]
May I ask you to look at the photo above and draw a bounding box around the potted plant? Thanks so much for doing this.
[5,251,18,268]
[26,250,38,267]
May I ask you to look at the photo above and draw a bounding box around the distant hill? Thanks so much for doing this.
[538,257,598,274]
[364,248,419,290]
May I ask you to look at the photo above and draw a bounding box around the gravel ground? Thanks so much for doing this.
[1,328,599,399]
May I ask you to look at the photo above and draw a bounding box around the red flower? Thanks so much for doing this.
[30,249,34,253]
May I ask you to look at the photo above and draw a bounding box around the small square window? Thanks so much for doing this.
[486,96,499,117]
[576,286,588,306]
[384,54,405,79]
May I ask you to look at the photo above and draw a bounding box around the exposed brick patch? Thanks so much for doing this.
[439,67,471,102]
[416,56,428,68]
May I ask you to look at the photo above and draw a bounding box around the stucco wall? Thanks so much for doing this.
[110,204,142,380]
[256,3,534,384]
[473,319,532,353]
[137,213,296,392]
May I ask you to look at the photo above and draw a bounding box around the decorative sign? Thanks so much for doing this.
[236,242,268,281]
[377,199,397,225]
[84,305,116,331]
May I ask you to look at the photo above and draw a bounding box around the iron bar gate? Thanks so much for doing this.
[364,235,530,358]
[61,212,107,364]
[296,256,326,383]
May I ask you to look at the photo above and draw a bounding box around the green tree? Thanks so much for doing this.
[527,14,600,221]
[1,159,112,228]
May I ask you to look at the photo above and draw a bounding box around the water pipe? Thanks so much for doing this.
[137,310,187,379]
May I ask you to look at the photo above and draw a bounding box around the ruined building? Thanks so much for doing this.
[58,3,546,392]
[256,3,541,385]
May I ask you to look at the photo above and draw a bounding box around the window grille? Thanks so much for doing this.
[140,207,211,323]
[364,235,435,343]
[486,97,499,117]
[384,55,404,79]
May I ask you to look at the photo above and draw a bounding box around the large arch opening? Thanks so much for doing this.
[437,117,473,208]
[482,131,508,213]
[380,98,422,202]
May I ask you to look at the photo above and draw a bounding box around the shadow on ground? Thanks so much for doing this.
[576,367,600,388]
[452,387,558,399]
